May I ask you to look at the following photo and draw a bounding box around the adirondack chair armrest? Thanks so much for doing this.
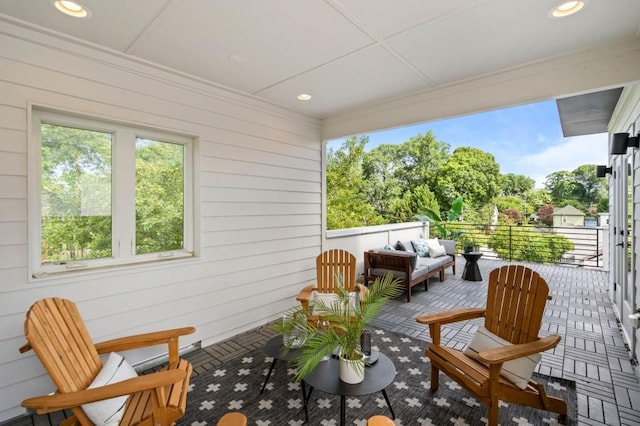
[416,307,486,326]
[478,335,561,364]
[296,285,316,302]
[296,284,316,314]
[94,326,196,354]
[22,369,186,414]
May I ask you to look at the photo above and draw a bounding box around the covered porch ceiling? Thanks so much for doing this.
[0,0,638,138]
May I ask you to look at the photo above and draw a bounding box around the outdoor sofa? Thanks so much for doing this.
[363,239,456,302]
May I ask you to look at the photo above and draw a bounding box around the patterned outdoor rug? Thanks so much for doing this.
[178,329,576,425]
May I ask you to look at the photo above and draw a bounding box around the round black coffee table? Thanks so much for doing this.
[261,334,302,394]
[302,352,396,425]
[462,252,483,281]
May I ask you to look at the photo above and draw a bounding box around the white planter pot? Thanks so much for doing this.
[339,353,365,384]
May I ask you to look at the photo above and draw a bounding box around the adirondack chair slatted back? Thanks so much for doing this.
[485,265,550,344]
[24,298,102,393]
[316,249,357,294]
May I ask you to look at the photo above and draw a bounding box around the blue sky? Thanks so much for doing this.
[327,100,608,188]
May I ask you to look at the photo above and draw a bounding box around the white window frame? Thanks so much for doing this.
[29,108,195,278]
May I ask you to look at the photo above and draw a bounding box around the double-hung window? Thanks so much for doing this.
[30,109,194,277]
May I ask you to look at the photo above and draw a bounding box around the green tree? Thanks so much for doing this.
[386,132,449,190]
[41,124,112,261]
[494,196,526,216]
[362,132,449,223]
[436,147,501,210]
[544,171,576,204]
[362,144,403,221]
[524,188,552,217]
[326,136,385,229]
[502,173,535,197]
[572,164,606,207]
[135,140,184,254]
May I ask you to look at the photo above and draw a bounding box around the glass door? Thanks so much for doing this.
[615,134,637,364]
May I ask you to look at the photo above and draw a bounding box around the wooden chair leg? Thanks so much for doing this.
[430,365,439,390]
[217,412,247,426]
[487,400,499,426]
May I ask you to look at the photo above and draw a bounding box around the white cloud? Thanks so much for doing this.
[513,133,608,188]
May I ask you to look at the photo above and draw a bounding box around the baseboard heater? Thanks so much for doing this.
[132,341,201,372]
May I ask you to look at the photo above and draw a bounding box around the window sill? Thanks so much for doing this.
[30,252,196,282]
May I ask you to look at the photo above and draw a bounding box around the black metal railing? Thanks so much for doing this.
[442,223,603,268]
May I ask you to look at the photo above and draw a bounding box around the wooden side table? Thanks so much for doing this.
[462,252,483,281]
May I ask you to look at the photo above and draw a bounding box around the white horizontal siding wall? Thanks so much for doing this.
[0,20,322,421]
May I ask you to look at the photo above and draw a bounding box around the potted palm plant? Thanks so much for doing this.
[274,273,401,384]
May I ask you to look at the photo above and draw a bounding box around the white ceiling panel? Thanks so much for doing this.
[129,0,375,94]
[388,0,640,85]
[256,45,428,116]
[0,0,638,119]
[0,0,172,52]
[336,0,486,40]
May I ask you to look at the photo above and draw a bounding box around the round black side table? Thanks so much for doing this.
[261,334,301,394]
[462,252,483,281]
[302,352,396,425]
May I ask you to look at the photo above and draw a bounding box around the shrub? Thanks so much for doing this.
[488,226,574,263]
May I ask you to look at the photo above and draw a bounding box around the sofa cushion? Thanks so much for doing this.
[375,248,417,270]
[463,326,541,390]
[370,263,430,280]
[440,239,456,255]
[428,243,447,258]
[416,255,450,271]
[394,240,407,251]
[411,239,430,257]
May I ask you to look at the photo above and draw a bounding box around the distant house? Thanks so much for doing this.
[553,205,586,227]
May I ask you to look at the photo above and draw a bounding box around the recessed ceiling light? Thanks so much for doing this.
[549,1,585,18]
[297,93,312,101]
[51,0,92,18]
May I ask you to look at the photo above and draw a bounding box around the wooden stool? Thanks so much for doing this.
[367,415,395,425]
[216,412,247,426]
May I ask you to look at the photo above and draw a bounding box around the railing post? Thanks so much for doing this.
[509,225,513,262]
[596,228,599,268]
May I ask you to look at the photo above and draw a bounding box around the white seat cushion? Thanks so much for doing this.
[428,243,447,258]
[424,238,445,257]
[463,326,541,390]
[82,352,138,425]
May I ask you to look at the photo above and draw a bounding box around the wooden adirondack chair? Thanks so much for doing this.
[19,297,195,426]
[296,249,367,322]
[416,265,567,426]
